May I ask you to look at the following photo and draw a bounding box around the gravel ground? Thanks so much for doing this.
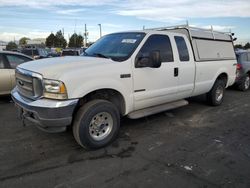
[0,88,250,188]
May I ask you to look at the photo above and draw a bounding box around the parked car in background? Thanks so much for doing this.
[61,48,83,56]
[46,48,61,57]
[0,51,33,95]
[21,48,48,59]
[235,50,250,91]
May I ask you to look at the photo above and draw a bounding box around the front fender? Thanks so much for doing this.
[69,78,133,114]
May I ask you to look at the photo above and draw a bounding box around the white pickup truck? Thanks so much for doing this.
[11,25,237,149]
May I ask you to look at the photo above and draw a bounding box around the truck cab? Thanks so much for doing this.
[11,25,237,149]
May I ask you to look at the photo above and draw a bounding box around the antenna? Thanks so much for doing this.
[84,24,88,47]
[74,20,77,33]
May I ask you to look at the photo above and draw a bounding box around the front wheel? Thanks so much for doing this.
[73,99,120,149]
[207,79,226,106]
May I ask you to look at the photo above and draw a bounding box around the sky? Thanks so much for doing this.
[0,0,249,44]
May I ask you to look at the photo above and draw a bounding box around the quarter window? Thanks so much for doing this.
[174,36,189,61]
[6,55,31,69]
[137,35,174,63]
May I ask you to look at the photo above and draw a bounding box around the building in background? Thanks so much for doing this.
[27,38,46,45]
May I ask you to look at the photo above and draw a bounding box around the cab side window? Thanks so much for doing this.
[6,55,31,69]
[174,36,189,61]
[137,34,174,63]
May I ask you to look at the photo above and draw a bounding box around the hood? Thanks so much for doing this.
[19,56,114,79]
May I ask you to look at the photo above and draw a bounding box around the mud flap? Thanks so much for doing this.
[17,105,26,127]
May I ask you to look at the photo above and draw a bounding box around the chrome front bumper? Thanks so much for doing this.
[11,88,78,133]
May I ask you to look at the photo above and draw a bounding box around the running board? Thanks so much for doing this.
[127,100,189,119]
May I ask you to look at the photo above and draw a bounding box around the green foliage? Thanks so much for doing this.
[45,30,67,48]
[6,41,18,51]
[68,33,83,48]
[244,42,250,49]
[55,30,67,48]
[19,37,30,46]
[46,33,56,48]
[234,44,243,49]
[234,42,250,50]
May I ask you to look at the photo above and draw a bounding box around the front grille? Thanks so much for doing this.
[16,68,43,99]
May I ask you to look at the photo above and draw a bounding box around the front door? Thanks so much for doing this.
[0,54,12,95]
[132,34,179,110]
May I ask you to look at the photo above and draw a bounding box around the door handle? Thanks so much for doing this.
[174,67,179,77]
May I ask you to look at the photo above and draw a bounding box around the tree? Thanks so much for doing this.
[234,44,243,49]
[45,31,67,48]
[19,37,30,46]
[46,33,56,48]
[54,30,67,48]
[244,42,250,49]
[68,33,83,48]
[6,41,18,51]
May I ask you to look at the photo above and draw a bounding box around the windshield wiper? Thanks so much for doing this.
[93,53,110,59]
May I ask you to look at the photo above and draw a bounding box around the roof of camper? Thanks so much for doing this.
[144,25,233,41]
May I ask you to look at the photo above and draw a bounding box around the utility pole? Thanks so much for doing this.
[98,24,102,38]
[84,24,88,47]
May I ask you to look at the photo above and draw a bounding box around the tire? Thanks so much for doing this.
[207,79,226,106]
[73,99,120,149]
[238,74,250,91]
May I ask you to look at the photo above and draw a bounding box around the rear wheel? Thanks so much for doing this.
[73,99,120,149]
[207,79,226,106]
[238,74,250,91]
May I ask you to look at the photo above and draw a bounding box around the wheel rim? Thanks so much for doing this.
[89,112,113,141]
[215,85,224,102]
[244,76,250,89]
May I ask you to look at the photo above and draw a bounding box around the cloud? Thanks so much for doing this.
[0,0,118,8]
[56,8,86,15]
[114,0,250,22]
[0,0,249,42]
[0,31,50,42]
[0,0,249,21]
[102,23,125,29]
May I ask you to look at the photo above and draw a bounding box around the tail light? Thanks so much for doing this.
[236,64,242,70]
[236,64,241,79]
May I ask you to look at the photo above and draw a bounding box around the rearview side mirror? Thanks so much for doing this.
[136,50,162,68]
[150,50,161,68]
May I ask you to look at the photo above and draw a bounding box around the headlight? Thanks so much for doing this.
[43,79,68,100]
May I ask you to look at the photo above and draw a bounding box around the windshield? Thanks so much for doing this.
[62,50,79,56]
[83,32,146,61]
[22,49,39,56]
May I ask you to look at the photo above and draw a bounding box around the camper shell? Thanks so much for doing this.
[145,25,236,62]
